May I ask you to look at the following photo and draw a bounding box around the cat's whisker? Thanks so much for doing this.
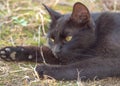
[52,52,59,59]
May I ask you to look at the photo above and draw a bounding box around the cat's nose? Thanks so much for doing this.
[52,45,61,54]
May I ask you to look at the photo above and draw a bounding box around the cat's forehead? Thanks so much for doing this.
[55,14,71,30]
[48,14,71,36]
[57,14,71,24]
[48,14,80,37]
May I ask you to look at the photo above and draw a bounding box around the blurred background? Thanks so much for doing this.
[0,0,120,47]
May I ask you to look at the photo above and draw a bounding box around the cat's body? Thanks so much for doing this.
[91,12,120,57]
[1,2,120,80]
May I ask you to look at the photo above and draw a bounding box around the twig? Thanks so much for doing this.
[6,0,11,15]
[113,0,117,11]
[40,46,47,64]
[38,9,46,36]
[77,69,84,86]
[10,36,15,46]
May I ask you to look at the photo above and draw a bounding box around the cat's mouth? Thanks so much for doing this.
[51,46,62,59]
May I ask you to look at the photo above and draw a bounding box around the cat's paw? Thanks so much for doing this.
[35,64,56,79]
[35,64,46,79]
[0,46,27,61]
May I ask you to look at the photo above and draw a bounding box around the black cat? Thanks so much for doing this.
[1,2,120,80]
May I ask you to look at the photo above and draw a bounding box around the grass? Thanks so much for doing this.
[1,60,120,86]
[0,0,120,86]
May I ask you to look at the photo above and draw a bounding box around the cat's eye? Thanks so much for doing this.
[50,38,55,42]
[65,36,72,42]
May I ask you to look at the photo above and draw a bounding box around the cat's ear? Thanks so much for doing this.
[70,2,90,24]
[43,4,61,21]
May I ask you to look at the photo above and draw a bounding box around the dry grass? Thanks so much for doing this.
[1,60,120,86]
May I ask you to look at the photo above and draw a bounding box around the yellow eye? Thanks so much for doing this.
[50,38,54,42]
[65,36,72,42]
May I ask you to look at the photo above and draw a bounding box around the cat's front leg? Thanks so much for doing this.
[0,46,60,64]
[35,63,78,80]
[35,57,120,80]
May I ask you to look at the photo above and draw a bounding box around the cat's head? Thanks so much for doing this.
[44,2,96,60]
